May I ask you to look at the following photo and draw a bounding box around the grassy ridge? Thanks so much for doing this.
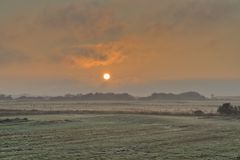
[0,109,215,117]
[1,114,240,160]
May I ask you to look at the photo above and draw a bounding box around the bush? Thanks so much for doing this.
[217,103,240,115]
[193,110,204,116]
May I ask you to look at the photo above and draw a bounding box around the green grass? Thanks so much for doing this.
[1,114,240,160]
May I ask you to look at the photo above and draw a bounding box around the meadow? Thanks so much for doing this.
[1,100,240,160]
[1,100,240,114]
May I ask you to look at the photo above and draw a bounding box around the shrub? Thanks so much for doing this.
[217,103,240,115]
[193,110,204,116]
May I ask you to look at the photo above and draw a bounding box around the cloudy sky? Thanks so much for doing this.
[0,0,240,96]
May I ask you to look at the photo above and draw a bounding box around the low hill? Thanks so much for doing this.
[140,91,207,101]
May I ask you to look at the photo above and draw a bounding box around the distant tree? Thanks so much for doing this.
[0,94,12,100]
[217,103,237,115]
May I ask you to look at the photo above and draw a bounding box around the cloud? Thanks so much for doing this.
[34,1,124,42]
[147,0,240,34]
[60,43,124,68]
[0,0,239,76]
[0,1,126,68]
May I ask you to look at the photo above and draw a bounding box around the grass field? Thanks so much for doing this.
[2,100,240,114]
[1,113,240,160]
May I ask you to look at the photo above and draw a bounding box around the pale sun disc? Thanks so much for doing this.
[103,73,111,80]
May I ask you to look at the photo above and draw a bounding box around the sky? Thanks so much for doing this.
[0,0,240,97]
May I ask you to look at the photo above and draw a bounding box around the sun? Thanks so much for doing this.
[103,73,111,81]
